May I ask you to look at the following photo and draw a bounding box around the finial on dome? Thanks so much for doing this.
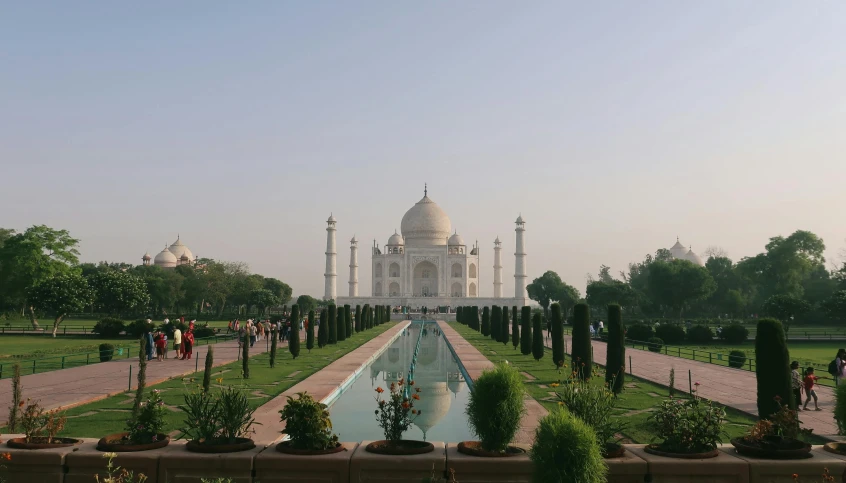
[424,183,427,196]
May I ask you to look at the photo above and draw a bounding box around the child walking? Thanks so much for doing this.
[803,367,822,411]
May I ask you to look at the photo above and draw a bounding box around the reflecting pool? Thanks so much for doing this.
[329,322,472,442]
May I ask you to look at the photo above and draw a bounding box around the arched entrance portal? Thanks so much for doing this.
[413,261,438,297]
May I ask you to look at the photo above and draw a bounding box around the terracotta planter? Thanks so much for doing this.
[730,436,812,459]
[6,437,82,449]
[456,441,526,457]
[603,442,626,459]
[824,442,846,456]
[365,439,434,455]
[276,441,347,455]
[643,443,719,459]
[96,432,170,452]
[185,437,255,453]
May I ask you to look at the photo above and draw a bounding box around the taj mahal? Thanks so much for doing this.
[329,186,529,309]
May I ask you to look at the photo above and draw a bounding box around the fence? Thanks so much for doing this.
[0,332,238,380]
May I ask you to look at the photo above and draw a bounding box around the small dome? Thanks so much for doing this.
[684,248,704,267]
[180,253,190,261]
[154,246,177,268]
[387,230,404,246]
[327,213,337,223]
[168,237,194,262]
[142,252,151,261]
[448,232,465,246]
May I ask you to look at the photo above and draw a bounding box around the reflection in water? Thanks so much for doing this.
[329,323,472,443]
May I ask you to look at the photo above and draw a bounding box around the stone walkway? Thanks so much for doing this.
[437,321,548,444]
[555,335,840,440]
[0,335,280,425]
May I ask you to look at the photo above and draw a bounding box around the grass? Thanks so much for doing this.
[20,323,396,438]
[451,323,761,444]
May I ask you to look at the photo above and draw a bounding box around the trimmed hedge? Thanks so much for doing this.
[647,337,664,353]
[719,323,749,344]
[728,350,746,368]
[686,325,714,344]
[93,318,125,338]
[655,324,686,345]
[99,343,115,362]
[755,318,793,415]
[605,304,625,394]
[626,323,653,342]
[571,303,592,380]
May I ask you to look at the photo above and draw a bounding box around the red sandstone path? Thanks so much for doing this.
[555,335,840,440]
[0,335,286,425]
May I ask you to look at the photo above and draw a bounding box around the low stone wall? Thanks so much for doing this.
[2,441,843,483]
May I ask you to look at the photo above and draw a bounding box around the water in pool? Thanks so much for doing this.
[329,322,473,443]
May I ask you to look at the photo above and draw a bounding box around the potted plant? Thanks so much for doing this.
[461,362,526,457]
[276,392,343,455]
[178,387,258,453]
[6,399,80,449]
[645,386,726,459]
[365,378,432,455]
[554,375,627,458]
[731,396,812,459]
[98,389,170,452]
[530,410,607,483]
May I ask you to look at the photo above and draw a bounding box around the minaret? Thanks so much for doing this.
[514,215,527,299]
[348,236,358,297]
[493,237,503,298]
[324,214,337,301]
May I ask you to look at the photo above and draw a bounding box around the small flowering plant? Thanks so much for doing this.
[649,385,727,454]
[19,399,67,444]
[374,378,421,442]
[125,390,167,444]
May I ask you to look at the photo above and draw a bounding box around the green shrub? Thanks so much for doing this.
[501,305,510,345]
[289,305,300,359]
[92,318,125,338]
[649,395,726,454]
[126,319,153,338]
[625,323,653,342]
[571,303,592,379]
[532,312,544,361]
[481,307,491,336]
[755,318,792,416]
[490,306,501,341]
[126,389,167,444]
[466,363,526,452]
[647,337,664,353]
[531,410,607,483]
[193,326,215,339]
[550,303,565,367]
[555,376,625,448]
[203,346,214,391]
[605,304,625,394]
[719,323,749,344]
[520,307,532,355]
[99,343,115,362]
[836,384,846,436]
[686,325,714,344]
[728,350,746,368]
[279,392,339,451]
[655,324,685,345]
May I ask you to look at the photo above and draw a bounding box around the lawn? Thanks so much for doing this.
[450,324,762,445]
[20,323,396,438]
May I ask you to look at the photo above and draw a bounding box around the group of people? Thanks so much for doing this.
[143,318,196,362]
[789,349,846,412]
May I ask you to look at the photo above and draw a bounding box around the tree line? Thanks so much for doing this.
[0,225,293,335]
[527,230,846,327]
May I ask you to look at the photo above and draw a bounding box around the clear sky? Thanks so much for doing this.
[2,1,844,298]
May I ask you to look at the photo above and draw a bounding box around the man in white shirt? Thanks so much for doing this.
[173,327,182,360]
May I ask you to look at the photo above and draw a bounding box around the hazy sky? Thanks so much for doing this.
[2,2,845,298]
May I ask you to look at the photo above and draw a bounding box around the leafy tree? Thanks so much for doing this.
[306,310,315,352]
[527,270,579,320]
[532,312,544,361]
[762,294,811,332]
[647,259,716,319]
[585,280,637,311]
[264,278,293,306]
[88,270,151,316]
[0,225,81,328]
[823,291,846,321]
[131,265,184,316]
[289,305,300,359]
[520,306,532,355]
[28,273,94,337]
[296,295,318,315]
[250,288,280,316]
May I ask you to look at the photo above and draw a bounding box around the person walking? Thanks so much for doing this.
[803,367,822,411]
[182,329,194,360]
[173,326,183,360]
[791,361,803,410]
[145,329,154,361]
[162,332,169,359]
[249,322,257,347]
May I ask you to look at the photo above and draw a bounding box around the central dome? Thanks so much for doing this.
[400,190,451,246]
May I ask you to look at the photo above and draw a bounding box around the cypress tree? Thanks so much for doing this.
[8,364,21,432]
[756,318,793,417]
[512,307,518,335]
[355,305,362,332]
[501,305,510,345]
[344,305,352,339]
[456,306,463,324]
[511,307,520,349]
[491,306,501,341]
[605,304,625,394]
[133,335,147,418]
[337,305,347,342]
[203,345,215,390]
[571,303,592,380]
[472,306,480,331]
[269,318,278,366]
[375,306,381,327]
[318,308,328,348]
[520,306,532,355]
[550,303,565,368]
[385,305,391,323]
[306,310,315,353]
[532,312,544,361]
[242,329,250,379]
[289,305,301,359]
[364,304,371,329]
[328,304,338,344]
[481,307,491,336]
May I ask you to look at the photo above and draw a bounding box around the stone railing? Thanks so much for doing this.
[3,437,845,483]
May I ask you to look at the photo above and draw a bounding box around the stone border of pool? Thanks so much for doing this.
[435,320,548,445]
